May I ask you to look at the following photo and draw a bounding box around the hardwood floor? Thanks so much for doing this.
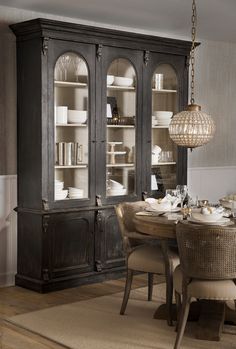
[0,274,153,348]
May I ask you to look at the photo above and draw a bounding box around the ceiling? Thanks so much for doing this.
[1,0,236,43]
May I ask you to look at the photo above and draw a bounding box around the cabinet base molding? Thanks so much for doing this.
[15,267,126,293]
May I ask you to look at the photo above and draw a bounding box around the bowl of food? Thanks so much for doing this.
[68,110,87,124]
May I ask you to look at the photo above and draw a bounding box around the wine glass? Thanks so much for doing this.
[71,56,82,82]
[59,54,71,81]
[176,185,188,209]
[166,188,181,212]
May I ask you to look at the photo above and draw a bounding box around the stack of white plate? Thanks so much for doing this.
[55,180,68,200]
[154,111,173,126]
[107,180,127,196]
[68,187,84,199]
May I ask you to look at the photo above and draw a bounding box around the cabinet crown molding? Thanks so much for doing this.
[10,18,194,56]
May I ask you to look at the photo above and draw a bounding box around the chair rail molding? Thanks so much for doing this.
[0,174,17,287]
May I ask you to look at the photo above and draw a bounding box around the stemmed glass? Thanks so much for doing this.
[59,54,71,81]
[71,56,82,82]
[176,185,188,209]
[166,188,181,212]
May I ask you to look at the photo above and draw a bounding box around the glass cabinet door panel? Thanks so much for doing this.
[106,59,136,197]
[151,64,178,197]
[54,52,89,201]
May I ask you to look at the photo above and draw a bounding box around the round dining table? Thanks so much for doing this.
[133,213,236,341]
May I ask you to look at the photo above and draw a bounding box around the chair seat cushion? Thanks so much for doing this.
[128,245,179,274]
[174,265,236,300]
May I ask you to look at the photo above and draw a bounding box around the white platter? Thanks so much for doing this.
[188,217,231,225]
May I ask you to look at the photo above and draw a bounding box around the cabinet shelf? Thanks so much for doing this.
[56,123,87,127]
[54,80,87,88]
[152,88,177,93]
[55,164,88,169]
[107,85,135,91]
[107,124,135,128]
[152,126,170,129]
[106,163,134,168]
[152,162,176,166]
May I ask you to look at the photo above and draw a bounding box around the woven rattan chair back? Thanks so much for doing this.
[176,221,236,280]
[115,201,149,252]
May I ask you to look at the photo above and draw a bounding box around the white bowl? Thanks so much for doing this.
[157,120,171,126]
[55,189,68,200]
[69,194,84,199]
[68,187,84,195]
[114,76,133,87]
[107,75,114,85]
[108,179,123,189]
[219,199,235,209]
[154,111,173,119]
[55,182,64,190]
[68,110,87,124]
[107,188,127,196]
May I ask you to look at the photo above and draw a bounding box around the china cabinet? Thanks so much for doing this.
[11,18,191,292]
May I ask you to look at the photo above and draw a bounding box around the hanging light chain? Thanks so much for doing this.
[190,0,197,104]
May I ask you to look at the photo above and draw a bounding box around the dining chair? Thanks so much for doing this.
[115,201,179,326]
[173,221,236,349]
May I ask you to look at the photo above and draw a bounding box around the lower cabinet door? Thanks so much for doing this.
[95,208,125,271]
[48,211,95,279]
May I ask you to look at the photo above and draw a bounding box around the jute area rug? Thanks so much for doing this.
[4,283,236,349]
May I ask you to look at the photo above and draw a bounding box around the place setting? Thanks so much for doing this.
[136,188,182,217]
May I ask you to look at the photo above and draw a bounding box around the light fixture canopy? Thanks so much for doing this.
[169,0,215,149]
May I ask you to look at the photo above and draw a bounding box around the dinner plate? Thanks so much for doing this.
[146,207,180,213]
[188,217,231,225]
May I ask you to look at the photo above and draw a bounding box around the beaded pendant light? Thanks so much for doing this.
[169,0,215,149]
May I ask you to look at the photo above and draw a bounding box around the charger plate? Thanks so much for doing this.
[188,217,232,226]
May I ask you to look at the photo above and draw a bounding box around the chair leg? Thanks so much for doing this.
[174,295,191,349]
[120,269,134,315]
[148,273,154,301]
[166,270,174,326]
[175,291,182,332]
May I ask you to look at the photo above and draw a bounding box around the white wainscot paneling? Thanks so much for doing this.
[0,175,17,287]
[188,166,236,204]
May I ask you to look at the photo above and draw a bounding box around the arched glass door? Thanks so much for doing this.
[54,52,89,201]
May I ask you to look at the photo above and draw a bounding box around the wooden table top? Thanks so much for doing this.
[133,213,236,240]
[133,214,177,240]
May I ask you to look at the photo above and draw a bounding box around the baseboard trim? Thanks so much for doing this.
[0,272,15,288]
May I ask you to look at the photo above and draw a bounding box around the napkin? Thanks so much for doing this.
[145,195,180,211]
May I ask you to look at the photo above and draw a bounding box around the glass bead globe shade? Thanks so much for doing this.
[168,104,216,148]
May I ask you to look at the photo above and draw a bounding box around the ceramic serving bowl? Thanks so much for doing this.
[108,179,123,189]
[55,189,68,200]
[68,110,87,124]
[113,76,133,87]
[154,111,173,120]
[107,188,127,196]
